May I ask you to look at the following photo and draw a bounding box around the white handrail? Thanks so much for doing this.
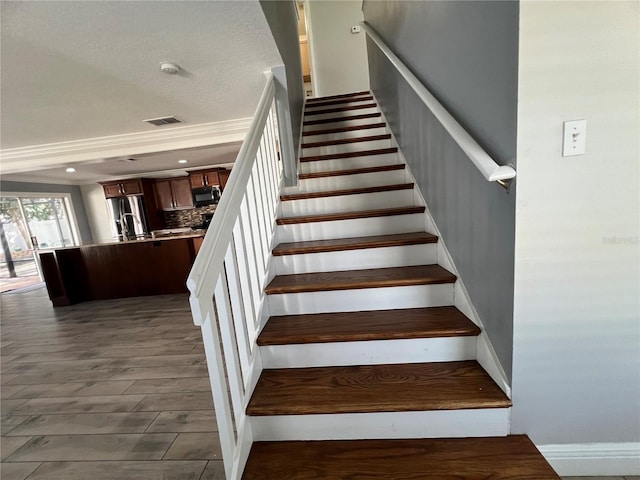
[187,74,276,310]
[361,22,516,184]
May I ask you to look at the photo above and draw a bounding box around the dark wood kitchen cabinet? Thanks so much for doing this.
[99,178,164,230]
[101,179,144,198]
[219,169,231,191]
[40,236,204,306]
[154,177,194,211]
[188,169,221,188]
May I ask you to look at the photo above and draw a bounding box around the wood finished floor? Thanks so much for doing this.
[1,286,222,480]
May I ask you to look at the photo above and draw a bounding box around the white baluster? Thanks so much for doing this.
[231,218,258,349]
[239,196,263,323]
[198,296,236,478]
[224,240,251,379]
[214,267,245,429]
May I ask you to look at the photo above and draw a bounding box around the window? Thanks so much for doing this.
[0,193,79,291]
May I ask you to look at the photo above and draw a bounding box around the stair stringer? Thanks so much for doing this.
[388,120,512,399]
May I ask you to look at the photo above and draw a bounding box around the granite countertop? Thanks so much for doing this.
[40,231,206,251]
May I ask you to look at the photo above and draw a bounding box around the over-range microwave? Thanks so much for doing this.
[192,185,221,207]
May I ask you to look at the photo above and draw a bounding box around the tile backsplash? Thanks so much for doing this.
[162,205,217,229]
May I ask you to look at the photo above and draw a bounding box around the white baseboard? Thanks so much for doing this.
[539,442,640,476]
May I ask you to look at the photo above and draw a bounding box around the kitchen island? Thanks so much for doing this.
[39,233,205,306]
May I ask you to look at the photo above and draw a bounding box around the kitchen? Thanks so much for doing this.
[1,142,240,305]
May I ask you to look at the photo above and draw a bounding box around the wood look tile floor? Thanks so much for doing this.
[1,288,635,480]
[1,287,222,480]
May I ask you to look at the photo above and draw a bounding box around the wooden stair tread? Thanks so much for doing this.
[280,183,414,202]
[272,231,435,255]
[303,112,381,126]
[265,264,455,294]
[301,122,386,137]
[300,147,397,163]
[306,91,370,103]
[246,360,511,415]
[299,163,404,179]
[258,306,480,345]
[305,95,374,109]
[301,133,391,149]
[242,436,559,479]
[277,206,424,225]
[304,103,377,116]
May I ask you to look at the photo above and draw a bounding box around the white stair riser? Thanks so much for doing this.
[304,116,381,131]
[267,284,454,315]
[302,126,387,143]
[261,336,476,369]
[286,170,407,194]
[305,98,374,111]
[300,153,399,174]
[280,189,414,217]
[276,213,425,243]
[250,408,510,441]
[273,243,436,275]
[301,138,391,157]
[304,106,379,122]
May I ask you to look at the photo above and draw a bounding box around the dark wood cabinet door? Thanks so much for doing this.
[121,179,143,195]
[103,179,143,197]
[203,170,221,187]
[189,173,205,188]
[154,180,174,210]
[219,169,231,191]
[102,183,123,198]
[171,178,194,209]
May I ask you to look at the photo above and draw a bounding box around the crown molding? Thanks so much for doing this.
[0,118,252,174]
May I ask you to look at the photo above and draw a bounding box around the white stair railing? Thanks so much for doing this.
[361,22,516,188]
[187,73,282,479]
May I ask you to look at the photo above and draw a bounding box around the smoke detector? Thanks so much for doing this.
[160,62,181,74]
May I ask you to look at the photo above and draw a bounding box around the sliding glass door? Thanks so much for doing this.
[0,194,78,292]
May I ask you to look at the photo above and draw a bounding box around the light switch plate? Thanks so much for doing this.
[562,119,587,156]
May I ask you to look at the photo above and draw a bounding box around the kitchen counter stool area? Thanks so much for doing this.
[0,286,222,480]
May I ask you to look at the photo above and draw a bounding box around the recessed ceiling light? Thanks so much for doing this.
[66,167,76,173]
[178,159,188,164]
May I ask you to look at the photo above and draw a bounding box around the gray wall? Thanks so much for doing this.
[1,180,93,244]
[260,0,304,159]
[363,1,519,379]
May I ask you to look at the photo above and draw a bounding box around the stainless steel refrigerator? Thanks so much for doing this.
[105,195,151,241]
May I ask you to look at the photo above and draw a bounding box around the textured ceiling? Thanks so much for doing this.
[0,0,281,152]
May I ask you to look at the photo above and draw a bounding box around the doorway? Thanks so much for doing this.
[0,195,78,293]
[297,1,314,97]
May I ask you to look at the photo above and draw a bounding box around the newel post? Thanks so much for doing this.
[271,65,298,187]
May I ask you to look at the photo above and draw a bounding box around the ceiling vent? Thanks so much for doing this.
[143,116,182,126]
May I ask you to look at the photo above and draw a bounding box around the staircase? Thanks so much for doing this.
[238,91,559,478]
